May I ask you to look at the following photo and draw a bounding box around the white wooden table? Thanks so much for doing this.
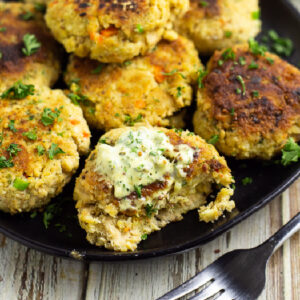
[1,1,300,299]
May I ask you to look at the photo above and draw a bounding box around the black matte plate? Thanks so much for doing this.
[1,0,300,261]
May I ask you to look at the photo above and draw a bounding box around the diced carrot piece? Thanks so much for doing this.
[83,132,90,138]
[70,119,80,125]
[153,65,165,83]
[134,99,146,109]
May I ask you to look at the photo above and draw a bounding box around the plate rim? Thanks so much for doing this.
[1,0,300,262]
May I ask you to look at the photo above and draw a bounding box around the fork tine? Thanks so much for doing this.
[157,270,213,300]
[187,281,223,300]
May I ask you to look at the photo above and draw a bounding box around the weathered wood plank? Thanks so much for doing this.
[85,193,296,300]
[0,238,87,300]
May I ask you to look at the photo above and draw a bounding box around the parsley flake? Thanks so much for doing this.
[0,156,14,169]
[1,81,35,99]
[281,138,300,166]
[8,120,17,132]
[22,33,41,56]
[37,145,45,156]
[145,204,157,218]
[48,143,65,160]
[41,107,61,126]
[208,135,219,145]
[23,130,37,140]
[13,178,29,191]
[197,68,208,88]
[242,177,253,186]
[7,143,21,157]
[236,75,246,96]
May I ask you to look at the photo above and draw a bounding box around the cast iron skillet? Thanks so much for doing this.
[0,0,300,261]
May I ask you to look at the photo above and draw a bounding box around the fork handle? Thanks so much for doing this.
[263,212,300,254]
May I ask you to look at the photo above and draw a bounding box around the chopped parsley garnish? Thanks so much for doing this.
[13,178,29,191]
[134,185,142,198]
[197,68,208,88]
[236,75,246,96]
[99,138,108,144]
[1,81,35,99]
[67,93,89,106]
[37,145,45,156]
[91,64,104,74]
[145,204,157,218]
[0,156,14,169]
[208,135,219,145]
[267,30,293,57]
[48,143,65,160]
[252,10,260,20]
[42,201,64,229]
[252,90,260,98]
[0,27,6,32]
[22,11,34,20]
[230,108,235,116]
[225,31,232,38]
[124,114,143,126]
[236,88,241,94]
[248,38,267,56]
[41,107,61,126]
[218,60,224,66]
[23,130,37,140]
[34,3,46,13]
[135,24,144,34]
[22,33,41,56]
[141,234,148,240]
[7,143,21,157]
[176,86,182,98]
[248,60,259,69]
[242,177,253,185]
[222,48,236,60]
[266,57,274,65]
[239,56,246,66]
[281,138,300,166]
[161,69,186,79]
[8,120,17,132]
[123,60,132,66]
[200,1,208,7]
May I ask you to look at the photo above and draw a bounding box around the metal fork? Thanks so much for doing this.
[158,212,300,300]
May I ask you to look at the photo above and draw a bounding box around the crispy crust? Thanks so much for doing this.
[64,36,201,130]
[0,3,61,91]
[193,44,300,159]
[74,126,234,251]
[46,0,189,62]
[175,0,261,55]
[0,87,90,214]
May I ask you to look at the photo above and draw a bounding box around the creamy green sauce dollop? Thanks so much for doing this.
[94,127,195,199]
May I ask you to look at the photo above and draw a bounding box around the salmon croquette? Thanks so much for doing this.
[74,126,234,251]
[0,3,61,92]
[193,42,300,160]
[45,0,189,63]
[0,84,90,214]
[175,0,261,55]
[64,36,202,131]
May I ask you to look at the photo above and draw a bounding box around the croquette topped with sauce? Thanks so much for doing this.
[0,84,90,214]
[64,35,202,131]
[46,0,189,63]
[74,126,235,251]
[193,42,300,159]
[0,2,61,92]
[176,0,261,55]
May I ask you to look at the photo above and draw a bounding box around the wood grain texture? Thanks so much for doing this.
[0,1,300,299]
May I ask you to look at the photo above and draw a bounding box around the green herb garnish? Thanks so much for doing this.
[236,75,246,96]
[1,81,35,99]
[7,143,21,157]
[37,145,45,156]
[23,130,37,140]
[8,120,17,133]
[281,138,300,166]
[145,204,157,218]
[208,135,219,145]
[13,178,29,191]
[41,107,61,126]
[197,68,208,88]
[22,33,41,56]
[48,143,65,160]
[242,177,253,186]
